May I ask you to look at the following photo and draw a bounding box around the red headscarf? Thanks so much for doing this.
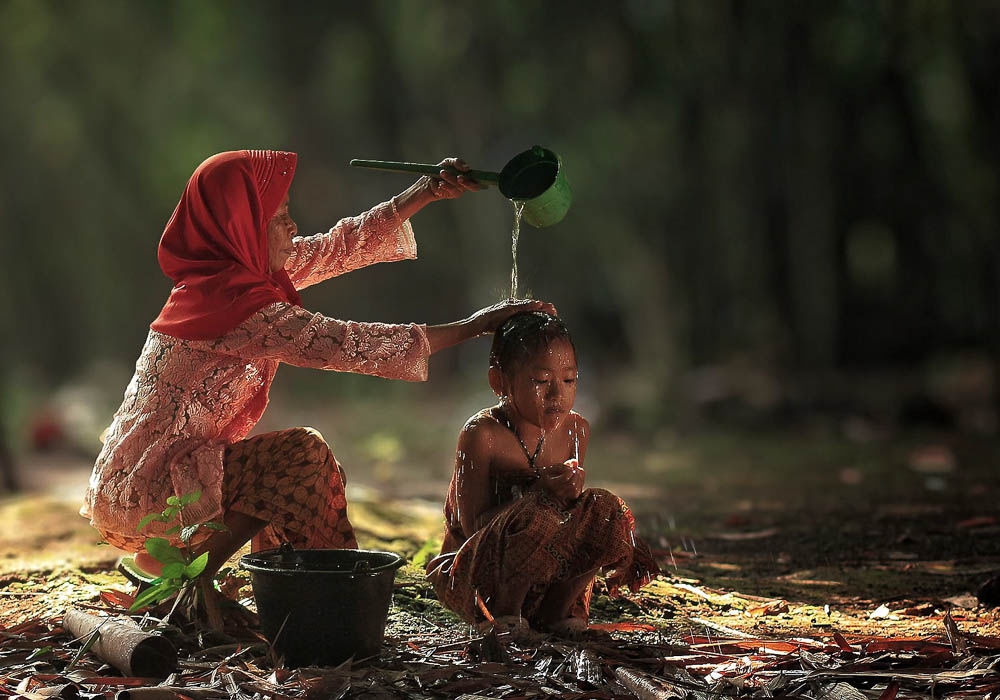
[150,149,302,340]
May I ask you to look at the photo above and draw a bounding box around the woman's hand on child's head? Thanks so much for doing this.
[423,157,486,200]
[427,300,556,354]
[470,299,558,336]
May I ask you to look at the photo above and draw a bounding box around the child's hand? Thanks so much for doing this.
[537,459,584,503]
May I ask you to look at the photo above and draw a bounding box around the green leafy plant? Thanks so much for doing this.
[129,490,227,612]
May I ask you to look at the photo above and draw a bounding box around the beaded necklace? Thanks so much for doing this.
[496,406,544,471]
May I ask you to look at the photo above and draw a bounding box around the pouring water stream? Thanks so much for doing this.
[509,201,526,299]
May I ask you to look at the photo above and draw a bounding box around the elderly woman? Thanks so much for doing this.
[81,149,553,582]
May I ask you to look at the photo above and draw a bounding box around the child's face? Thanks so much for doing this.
[503,338,578,431]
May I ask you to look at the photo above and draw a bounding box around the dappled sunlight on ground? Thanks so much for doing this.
[4,424,1000,642]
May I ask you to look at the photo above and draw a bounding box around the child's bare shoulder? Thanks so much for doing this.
[570,411,590,432]
[459,408,506,443]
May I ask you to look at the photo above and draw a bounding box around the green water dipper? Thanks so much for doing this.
[350,145,571,227]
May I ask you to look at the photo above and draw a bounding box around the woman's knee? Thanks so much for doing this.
[291,425,326,446]
[286,426,332,458]
[291,427,348,483]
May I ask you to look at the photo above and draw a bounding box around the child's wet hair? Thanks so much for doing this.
[489,312,575,376]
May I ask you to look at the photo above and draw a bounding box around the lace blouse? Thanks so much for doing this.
[81,200,430,544]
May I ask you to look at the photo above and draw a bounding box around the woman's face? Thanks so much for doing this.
[503,338,578,432]
[266,194,297,272]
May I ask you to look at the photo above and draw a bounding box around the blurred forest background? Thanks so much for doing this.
[1,0,998,488]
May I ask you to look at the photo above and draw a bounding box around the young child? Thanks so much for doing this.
[426,311,660,634]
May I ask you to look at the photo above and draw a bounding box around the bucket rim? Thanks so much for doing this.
[239,547,406,575]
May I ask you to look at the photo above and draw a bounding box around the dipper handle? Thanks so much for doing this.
[349,159,500,186]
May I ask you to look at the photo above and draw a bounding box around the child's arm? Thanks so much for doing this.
[535,414,590,502]
[574,413,590,465]
[452,419,501,537]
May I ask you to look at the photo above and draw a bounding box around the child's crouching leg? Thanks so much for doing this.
[482,575,533,623]
[533,569,598,633]
[475,578,541,639]
[576,487,661,593]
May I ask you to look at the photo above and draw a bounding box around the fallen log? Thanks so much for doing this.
[115,687,229,700]
[61,608,177,678]
[614,666,708,700]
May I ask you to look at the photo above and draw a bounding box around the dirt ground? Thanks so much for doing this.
[2,427,1000,697]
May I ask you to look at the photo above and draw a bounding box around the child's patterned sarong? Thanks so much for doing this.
[427,488,659,626]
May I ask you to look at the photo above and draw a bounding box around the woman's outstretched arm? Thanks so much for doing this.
[191,299,555,380]
[424,299,556,354]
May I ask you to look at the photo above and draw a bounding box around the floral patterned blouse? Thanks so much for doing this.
[81,200,430,546]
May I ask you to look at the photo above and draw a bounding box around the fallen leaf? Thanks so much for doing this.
[944,609,968,653]
[710,527,780,541]
[956,515,997,529]
[869,604,891,619]
[878,680,900,700]
[99,589,134,609]
[745,599,789,617]
[901,602,937,616]
[862,638,953,654]
[832,632,855,652]
[943,593,979,609]
[907,445,956,473]
[588,621,657,633]
[838,467,864,485]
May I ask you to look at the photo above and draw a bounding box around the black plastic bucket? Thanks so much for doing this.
[240,545,405,667]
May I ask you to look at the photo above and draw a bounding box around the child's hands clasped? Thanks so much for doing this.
[536,458,584,504]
